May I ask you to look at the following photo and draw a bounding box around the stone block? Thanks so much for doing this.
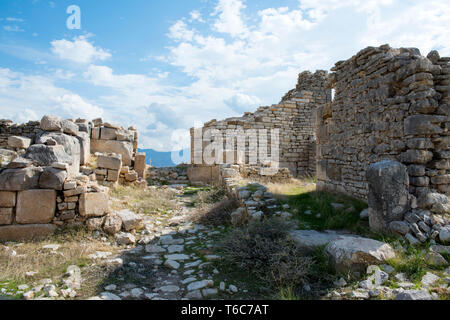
[97,154,122,170]
[404,115,446,135]
[0,208,13,225]
[39,167,67,190]
[100,127,117,140]
[16,190,56,224]
[79,192,109,217]
[8,136,32,149]
[90,140,133,166]
[134,152,146,178]
[107,169,119,181]
[0,167,43,191]
[76,132,90,166]
[0,191,16,207]
[0,224,57,241]
[125,171,138,182]
[367,160,410,233]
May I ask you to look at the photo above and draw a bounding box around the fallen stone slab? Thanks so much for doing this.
[289,229,351,250]
[325,236,396,273]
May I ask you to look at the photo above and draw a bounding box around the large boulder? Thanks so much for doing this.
[91,139,133,166]
[39,167,67,190]
[325,236,396,273]
[16,189,56,224]
[366,160,410,233]
[0,224,57,241]
[0,167,43,191]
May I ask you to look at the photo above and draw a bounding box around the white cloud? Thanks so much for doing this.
[2,0,450,152]
[51,36,111,64]
[0,68,103,122]
[3,25,24,32]
[212,0,248,37]
[6,17,24,22]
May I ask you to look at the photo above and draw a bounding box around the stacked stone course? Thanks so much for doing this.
[0,115,146,241]
[316,45,449,203]
[189,70,330,184]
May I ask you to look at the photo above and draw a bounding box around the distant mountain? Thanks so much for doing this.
[138,148,190,167]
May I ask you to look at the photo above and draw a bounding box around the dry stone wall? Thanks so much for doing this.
[316,45,449,204]
[189,71,330,183]
[0,115,146,241]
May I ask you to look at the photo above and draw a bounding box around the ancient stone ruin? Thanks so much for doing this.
[0,115,146,241]
[189,70,330,184]
[188,44,449,246]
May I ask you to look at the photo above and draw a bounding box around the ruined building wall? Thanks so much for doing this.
[316,45,449,202]
[189,71,330,184]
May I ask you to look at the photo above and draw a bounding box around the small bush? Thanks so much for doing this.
[192,196,240,226]
[217,217,314,288]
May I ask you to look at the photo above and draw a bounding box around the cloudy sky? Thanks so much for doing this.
[0,0,449,151]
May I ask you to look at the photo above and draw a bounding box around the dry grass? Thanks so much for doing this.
[111,185,178,214]
[0,227,115,287]
[85,155,98,169]
[191,196,240,226]
[217,217,314,289]
[265,179,316,199]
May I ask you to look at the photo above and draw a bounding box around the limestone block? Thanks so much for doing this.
[117,209,142,231]
[0,224,57,241]
[39,167,67,190]
[404,115,446,135]
[0,208,13,225]
[40,115,63,131]
[90,140,133,166]
[325,236,396,273]
[125,171,138,182]
[8,136,32,149]
[0,167,43,191]
[366,160,410,233]
[79,192,109,217]
[134,152,146,178]
[76,132,90,166]
[16,190,56,224]
[97,154,122,170]
[107,169,119,181]
[101,127,117,140]
[0,191,16,207]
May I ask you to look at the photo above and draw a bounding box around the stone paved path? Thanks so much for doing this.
[90,190,240,300]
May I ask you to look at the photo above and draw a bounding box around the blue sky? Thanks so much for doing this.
[1,0,449,151]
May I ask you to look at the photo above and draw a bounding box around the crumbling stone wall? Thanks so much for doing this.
[316,45,449,203]
[189,71,330,183]
[0,115,146,241]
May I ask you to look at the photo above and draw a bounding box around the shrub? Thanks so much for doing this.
[217,217,314,288]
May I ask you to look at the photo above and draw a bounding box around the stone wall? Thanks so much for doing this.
[316,45,449,203]
[0,115,146,241]
[189,71,330,183]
